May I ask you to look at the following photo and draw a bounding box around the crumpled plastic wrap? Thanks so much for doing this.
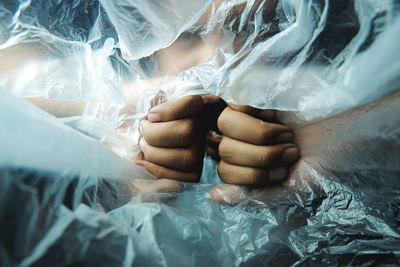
[1,0,400,266]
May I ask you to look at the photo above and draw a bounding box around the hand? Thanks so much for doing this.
[216,104,299,186]
[135,95,205,182]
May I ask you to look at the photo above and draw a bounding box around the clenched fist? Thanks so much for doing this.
[135,95,206,182]
[216,104,299,186]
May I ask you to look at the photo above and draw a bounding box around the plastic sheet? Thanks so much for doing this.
[1,0,400,266]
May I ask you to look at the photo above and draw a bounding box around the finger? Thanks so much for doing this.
[139,138,203,172]
[209,184,249,206]
[227,103,263,117]
[218,107,293,145]
[202,95,227,130]
[141,118,198,147]
[209,183,295,206]
[148,95,203,122]
[135,160,201,182]
[135,151,145,160]
[217,160,288,186]
[219,136,299,168]
[201,95,223,104]
[130,179,183,194]
[227,103,276,121]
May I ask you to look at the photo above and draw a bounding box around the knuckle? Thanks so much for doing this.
[140,121,149,137]
[234,105,256,114]
[182,148,200,169]
[248,168,266,185]
[217,161,230,184]
[217,163,226,182]
[257,122,273,144]
[142,149,150,161]
[177,119,196,144]
[179,95,203,115]
[248,168,258,184]
[140,139,147,154]
[186,95,199,104]
[258,148,272,167]
[187,95,203,109]
[217,108,230,134]
[218,137,230,159]
[142,146,154,162]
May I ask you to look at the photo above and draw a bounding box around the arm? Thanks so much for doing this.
[209,89,400,205]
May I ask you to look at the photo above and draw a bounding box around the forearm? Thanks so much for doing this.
[295,88,400,171]
[0,43,45,79]
[0,44,85,117]
[25,97,86,118]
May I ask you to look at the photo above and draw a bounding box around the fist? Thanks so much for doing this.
[217,104,299,186]
[136,95,205,182]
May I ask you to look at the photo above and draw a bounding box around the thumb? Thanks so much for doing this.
[227,102,276,121]
[148,95,204,122]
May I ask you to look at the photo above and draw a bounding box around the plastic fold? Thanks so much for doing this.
[1,0,399,266]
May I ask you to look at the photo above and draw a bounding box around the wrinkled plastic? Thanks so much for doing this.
[1,0,400,266]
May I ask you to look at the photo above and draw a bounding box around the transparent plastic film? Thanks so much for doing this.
[1,0,400,266]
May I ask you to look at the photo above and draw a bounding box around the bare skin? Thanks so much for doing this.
[2,46,299,188]
[217,104,299,185]
[136,95,205,182]
[135,94,300,186]
[0,1,300,200]
[209,88,400,205]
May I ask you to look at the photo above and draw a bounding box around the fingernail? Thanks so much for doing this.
[148,113,161,122]
[282,146,299,162]
[138,138,145,151]
[278,132,294,143]
[269,167,287,182]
